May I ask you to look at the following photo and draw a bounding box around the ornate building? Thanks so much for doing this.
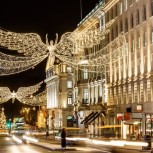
[45,0,153,139]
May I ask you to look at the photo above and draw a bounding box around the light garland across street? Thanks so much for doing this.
[0,81,44,105]
[0,19,128,76]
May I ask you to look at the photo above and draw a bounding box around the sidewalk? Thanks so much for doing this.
[30,135,77,151]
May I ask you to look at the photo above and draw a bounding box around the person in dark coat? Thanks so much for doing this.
[61,128,66,149]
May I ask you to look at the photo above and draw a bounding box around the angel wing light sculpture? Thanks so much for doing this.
[0,81,43,105]
[0,19,128,76]
[0,28,75,75]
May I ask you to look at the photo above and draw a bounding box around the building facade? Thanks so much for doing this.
[45,0,153,139]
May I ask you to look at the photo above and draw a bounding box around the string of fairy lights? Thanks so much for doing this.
[0,17,128,105]
[0,81,45,105]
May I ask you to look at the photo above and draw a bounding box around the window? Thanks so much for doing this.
[98,84,102,97]
[67,80,73,88]
[67,67,72,73]
[120,20,123,32]
[115,4,118,17]
[111,28,114,40]
[100,15,105,30]
[61,64,66,73]
[83,69,88,79]
[151,29,153,43]
[124,0,127,11]
[143,6,147,21]
[136,10,140,25]
[137,34,141,49]
[67,95,73,105]
[125,18,128,32]
[116,24,118,37]
[111,8,113,19]
[130,14,134,29]
[83,89,88,103]
[120,2,123,15]
[106,12,109,23]
[131,36,134,52]
[151,0,153,16]
[143,31,147,46]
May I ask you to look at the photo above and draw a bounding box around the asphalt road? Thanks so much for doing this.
[0,135,53,153]
[0,134,151,153]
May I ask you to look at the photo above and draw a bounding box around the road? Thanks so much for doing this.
[0,135,53,153]
[0,134,151,153]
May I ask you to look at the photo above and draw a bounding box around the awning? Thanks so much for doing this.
[87,112,100,124]
[80,112,94,124]
[87,111,106,125]
[84,112,98,124]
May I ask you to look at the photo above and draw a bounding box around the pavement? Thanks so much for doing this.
[29,134,152,152]
[30,135,77,151]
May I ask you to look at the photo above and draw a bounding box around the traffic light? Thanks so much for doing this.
[7,123,11,128]
[6,120,11,129]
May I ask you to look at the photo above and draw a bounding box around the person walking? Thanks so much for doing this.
[61,128,66,150]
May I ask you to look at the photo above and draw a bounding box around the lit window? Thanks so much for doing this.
[68,95,73,105]
[83,89,88,100]
[124,0,127,11]
[67,81,73,88]
[120,2,123,15]
[83,69,88,79]
[61,64,66,73]
[67,67,72,73]
[100,15,105,30]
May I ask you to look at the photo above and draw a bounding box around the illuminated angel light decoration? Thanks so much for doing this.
[0,81,43,104]
[18,90,46,106]
[0,28,74,57]
[0,17,128,75]
[0,51,47,75]
[0,28,75,75]
[55,32,128,73]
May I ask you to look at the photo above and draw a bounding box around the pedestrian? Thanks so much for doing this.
[46,126,49,139]
[61,128,66,150]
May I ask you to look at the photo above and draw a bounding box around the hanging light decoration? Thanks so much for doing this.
[0,17,128,75]
[0,51,47,75]
[0,81,43,104]
[19,90,46,106]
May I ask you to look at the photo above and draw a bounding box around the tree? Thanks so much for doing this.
[0,108,6,129]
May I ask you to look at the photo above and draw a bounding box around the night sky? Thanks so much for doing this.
[0,0,100,118]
